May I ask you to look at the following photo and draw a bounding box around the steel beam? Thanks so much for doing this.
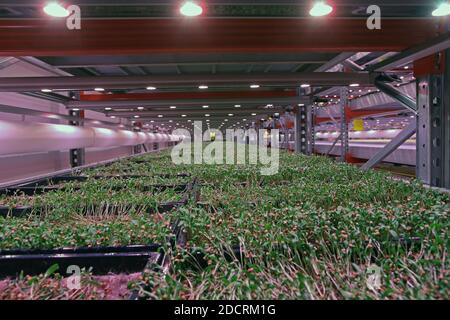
[326,133,342,156]
[0,19,438,56]
[79,90,298,101]
[314,53,355,72]
[342,59,365,72]
[108,107,283,117]
[0,73,374,92]
[0,57,19,70]
[349,81,416,110]
[369,33,450,72]
[374,80,417,113]
[41,54,335,69]
[361,120,416,171]
[17,57,73,77]
[68,97,305,110]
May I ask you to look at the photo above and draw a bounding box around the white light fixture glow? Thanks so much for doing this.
[300,84,310,88]
[202,105,209,108]
[170,106,177,109]
[309,1,333,17]
[180,1,203,17]
[432,3,450,16]
[41,89,53,93]
[228,113,234,116]
[198,85,208,90]
[137,107,144,110]
[134,115,140,118]
[146,86,156,90]
[250,84,260,89]
[158,115,163,118]
[182,114,187,117]
[94,88,105,92]
[104,107,112,111]
[349,83,360,87]
[43,2,69,18]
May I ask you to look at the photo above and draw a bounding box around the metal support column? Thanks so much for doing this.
[339,87,349,162]
[306,105,315,155]
[133,123,143,155]
[69,109,85,168]
[416,49,449,188]
[444,49,450,189]
[295,104,308,154]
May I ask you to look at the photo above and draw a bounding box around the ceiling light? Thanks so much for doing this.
[224,119,228,122]
[403,66,409,70]
[228,113,234,116]
[298,103,305,107]
[198,85,208,90]
[150,120,154,123]
[158,115,163,118]
[43,2,69,18]
[182,114,187,117]
[41,88,53,93]
[251,113,257,116]
[71,108,80,111]
[202,105,209,109]
[250,84,260,89]
[104,107,112,111]
[180,1,203,17]
[266,104,273,107]
[243,119,247,121]
[170,106,177,109]
[110,116,116,119]
[300,84,310,88]
[94,88,105,92]
[309,1,333,17]
[134,115,140,118]
[349,83,360,87]
[234,104,241,108]
[146,86,156,90]
[205,114,210,117]
[432,3,450,16]
[137,107,144,110]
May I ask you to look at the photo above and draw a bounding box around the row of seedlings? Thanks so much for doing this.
[0,155,199,299]
[126,146,450,300]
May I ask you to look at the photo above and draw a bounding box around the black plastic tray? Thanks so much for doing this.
[0,179,197,217]
[0,244,164,277]
[16,173,191,188]
[0,184,190,196]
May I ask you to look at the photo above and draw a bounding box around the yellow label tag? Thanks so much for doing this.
[353,119,364,131]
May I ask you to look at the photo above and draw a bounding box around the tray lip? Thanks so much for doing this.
[0,150,165,189]
[0,244,164,257]
[0,176,196,215]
